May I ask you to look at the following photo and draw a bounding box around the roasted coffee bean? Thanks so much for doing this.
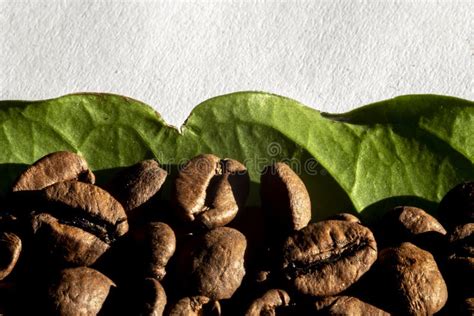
[377,242,448,315]
[0,232,21,280]
[168,296,221,316]
[312,296,389,316]
[181,227,246,300]
[140,278,167,316]
[12,151,95,192]
[173,154,249,229]
[459,297,474,316]
[261,162,311,236]
[47,267,115,316]
[245,289,290,316]
[380,206,447,252]
[386,206,446,236]
[30,181,128,266]
[144,222,176,280]
[446,223,473,297]
[281,220,377,297]
[438,181,474,229]
[327,213,361,224]
[106,160,167,215]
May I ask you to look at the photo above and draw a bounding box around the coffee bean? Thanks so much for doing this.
[140,278,167,316]
[377,242,448,315]
[12,151,95,192]
[181,227,246,300]
[380,206,447,253]
[168,296,221,316]
[281,220,377,297]
[312,296,389,316]
[47,267,115,316]
[106,160,167,215]
[173,154,249,229]
[245,289,290,316]
[438,181,474,229]
[143,222,176,280]
[30,181,128,266]
[446,223,473,297]
[0,232,21,280]
[260,162,311,236]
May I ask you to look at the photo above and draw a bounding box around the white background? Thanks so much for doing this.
[1,1,472,127]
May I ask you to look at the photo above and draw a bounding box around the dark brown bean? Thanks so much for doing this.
[47,267,115,316]
[245,289,290,316]
[261,162,311,235]
[377,242,448,315]
[173,154,249,229]
[327,213,361,224]
[0,232,21,280]
[12,151,95,192]
[281,220,377,297]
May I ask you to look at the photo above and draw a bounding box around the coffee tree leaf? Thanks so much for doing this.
[0,92,472,222]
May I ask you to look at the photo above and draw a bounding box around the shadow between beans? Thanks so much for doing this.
[0,163,28,198]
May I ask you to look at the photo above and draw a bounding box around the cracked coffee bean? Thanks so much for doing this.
[12,151,95,192]
[261,162,311,237]
[143,222,176,280]
[245,289,290,316]
[173,154,249,229]
[0,232,21,280]
[180,227,246,300]
[30,181,128,266]
[106,160,167,215]
[281,220,377,297]
[377,242,448,315]
[168,296,221,316]
[312,296,389,316]
[47,267,115,316]
[438,181,474,229]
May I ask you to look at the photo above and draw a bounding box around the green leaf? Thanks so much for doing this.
[0,92,472,223]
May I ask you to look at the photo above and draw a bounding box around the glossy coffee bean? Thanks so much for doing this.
[47,267,115,316]
[377,242,448,315]
[173,154,249,229]
[12,151,95,192]
[106,160,167,215]
[312,296,389,316]
[168,296,221,316]
[245,289,290,316]
[281,220,377,297]
[261,162,311,236]
[0,232,21,280]
[181,227,246,300]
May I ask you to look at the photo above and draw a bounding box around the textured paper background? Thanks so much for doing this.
[1,1,472,127]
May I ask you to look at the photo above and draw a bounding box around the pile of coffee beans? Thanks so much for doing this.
[0,151,472,315]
